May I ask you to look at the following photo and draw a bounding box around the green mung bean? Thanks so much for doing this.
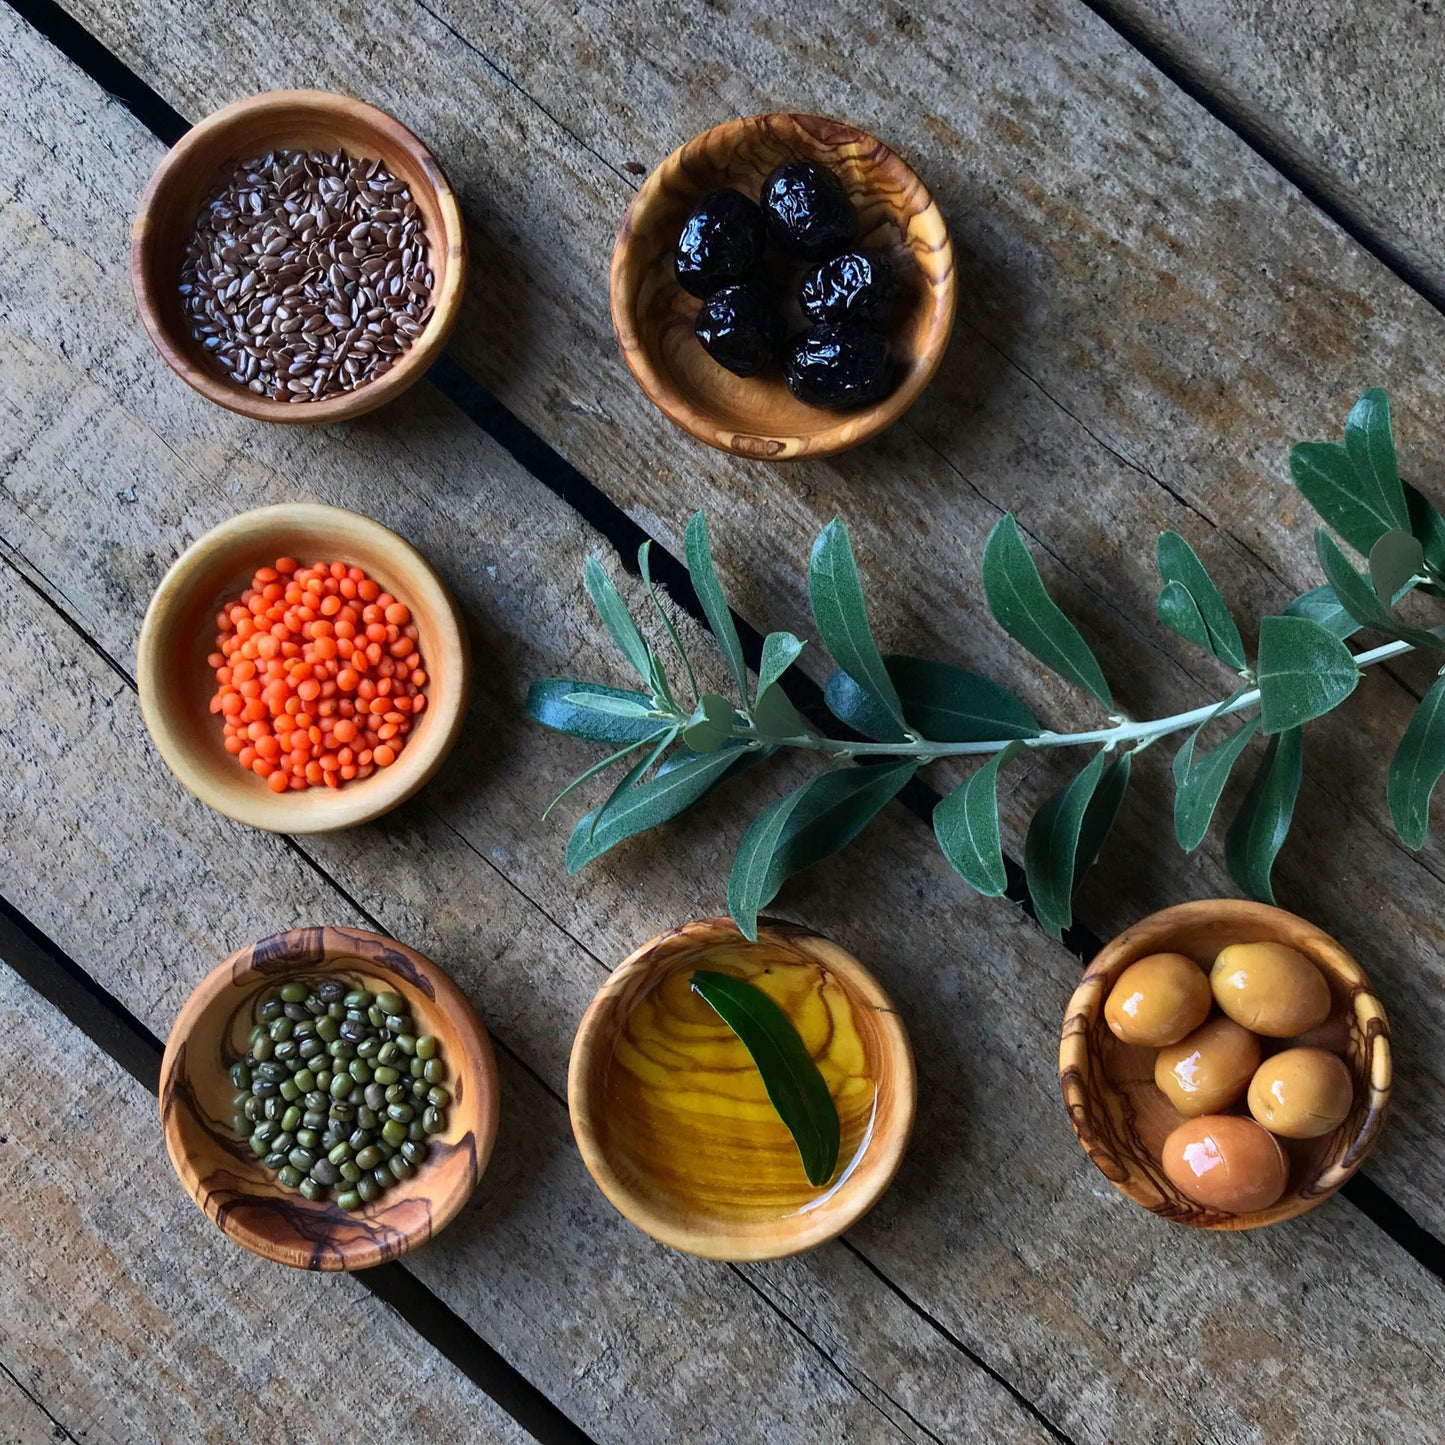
[298,1177,324,1202]
[340,1162,363,1185]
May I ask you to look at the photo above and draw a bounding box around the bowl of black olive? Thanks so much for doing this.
[610,113,955,461]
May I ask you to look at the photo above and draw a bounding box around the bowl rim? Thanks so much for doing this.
[609,111,957,461]
[159,925,500,1269]
[135,501,470,832]
[130,87,467,425]
[568,914,917,1260]
[1059,898,1392,1230]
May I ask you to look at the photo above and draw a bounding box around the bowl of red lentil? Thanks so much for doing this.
[137,502,469,831]
[131,89,466,424]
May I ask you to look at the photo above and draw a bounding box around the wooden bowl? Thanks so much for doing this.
[1060,900,1391,1229]
[160,926,499,1270]
[569,916,916,1259]
[137,502,468,832]
[131,89,466,424]
[610,113,955,460]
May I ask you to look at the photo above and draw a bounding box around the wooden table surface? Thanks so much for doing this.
[3,0,1444,1440]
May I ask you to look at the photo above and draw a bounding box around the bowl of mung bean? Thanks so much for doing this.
[161,926,499,1269]
[131,89,466,423]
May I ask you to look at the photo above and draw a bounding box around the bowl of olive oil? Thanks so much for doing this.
[568,916,915,1260]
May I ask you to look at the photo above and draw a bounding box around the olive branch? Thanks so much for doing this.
[528,389,1445,941]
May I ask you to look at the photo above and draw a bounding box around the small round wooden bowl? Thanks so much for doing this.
[569,916,916,1260]
[1060,900,1391,1230]
[137,502,469,832]
[610,113,955,461]
[131,89,466,424]
[160,926,499,1270]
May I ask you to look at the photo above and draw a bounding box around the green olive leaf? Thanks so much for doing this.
[527,679,662,745]
[756,631,806,702]
[1314,528,1437,649]
[808,520,907,738]
[1369,529,1425,608]
[1388,674,1445,849]
[1023,749,1110,940]
[1073,750,1132,884]
[541,730,670,821]
[826,655,1038,744]
[638,540,699,702]
[690,970,840,1187]
[681,693,736,752]
[584,555,658,692]
[1225,728,1303,904]
[1172,709,1261,851]
[982,515,1113,710]
[684,511,749,704]
[752,682,811,742]
[587,728,679,842]
[1344,387,1411,538]
[1254,615,1360,734]
[1156,532,1247,672]
[1283,583,1360,641]
[1157,580,1213,656]
[933,741,1026,897]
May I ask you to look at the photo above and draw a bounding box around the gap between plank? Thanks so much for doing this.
[7,0,1445,1318]
[0,898,600,1445]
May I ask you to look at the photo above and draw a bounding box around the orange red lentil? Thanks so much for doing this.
[208,557,428,793]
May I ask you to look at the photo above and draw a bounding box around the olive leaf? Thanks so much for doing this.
[1225,728,1303,903]
[982,515,1113,710]
[542,730,670,820]
[1344,387,1411,538]
[1074,751,1132,883]
[757,631,806,699]
[809,520,907,738]
[566,743,752,873]
[727,761,918,941]
[1255,615,1360,733]
[1157,581,1212,657]
[527,679,662,745]
[690,970,840,1186]
[1156,532,1247,672]
[639,540,698,702]
[1369,529,1425,607]
[1388,675,1445,849]
[584,555,662,694]
[1173,708,1260,851]
[1023,749,1110,940]
[826,655,1038,743]
[933,742,1025,897]
[1311,528,1436,649]
[752,683,811,741]
[588,728,678,842]
[1283,584,1360,641]
[681,693,735,752]
[685,511,749,703]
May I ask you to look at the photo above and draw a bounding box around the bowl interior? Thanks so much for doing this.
[161,926,498,1269]
[138,503,467,832]
[612,113,955,459]
[135,91,461,419]
[569,917,916,1260]
[1061,902,1390,1229]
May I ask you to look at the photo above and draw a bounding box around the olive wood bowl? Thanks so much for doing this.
[610,113,955,460]
[569,916,916,1260]
[137,502,469,832]
[1060,900,1390,1229]
[160,926,499,1270]
[132,89,466,424]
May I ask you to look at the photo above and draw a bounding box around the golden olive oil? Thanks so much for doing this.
[598,938,882,1224]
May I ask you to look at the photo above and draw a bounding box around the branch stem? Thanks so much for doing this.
[715,638,1416,760]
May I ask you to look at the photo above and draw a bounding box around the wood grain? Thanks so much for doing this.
[0,964,540,1445]
[3,28,1445,1438]
[612,112,954,459]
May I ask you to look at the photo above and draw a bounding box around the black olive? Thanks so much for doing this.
[799,249,901,325]
[694,284,782,377]
[784,322,895,409]
[674,189,766,298]
[760,161,857,258]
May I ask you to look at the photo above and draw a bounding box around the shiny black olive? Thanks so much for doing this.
[760,161,857,258]
[783,322,894,409]
[799,249,901,325]
[674,189,766,297]
[694,284,782,377]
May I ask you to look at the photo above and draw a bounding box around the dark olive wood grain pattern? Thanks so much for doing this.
[1060,901,1390,1230]
[160,925,499,1269]
[131,89,466,424]
[569,916,915,1259]
[611,113,955,460]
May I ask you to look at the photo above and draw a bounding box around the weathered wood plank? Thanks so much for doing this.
[0,964,540,1445]
[0,1366,79,1445]
[37,0,1445,1237]
[1097,0,1445,302]
[4,24,1445,1441]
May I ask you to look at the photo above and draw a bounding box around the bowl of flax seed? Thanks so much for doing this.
[131,89,466,424]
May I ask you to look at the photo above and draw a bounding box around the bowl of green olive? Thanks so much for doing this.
[1059,900,1390,1229]
[161,926,499,1269]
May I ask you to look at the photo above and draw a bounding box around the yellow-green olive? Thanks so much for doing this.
[1209,941,1331,1037]
[1104,952,1212,1047]
[1162,1114,1289,1213]
[1154,1016,1261,1116]
[1247,1047,1353,1139]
